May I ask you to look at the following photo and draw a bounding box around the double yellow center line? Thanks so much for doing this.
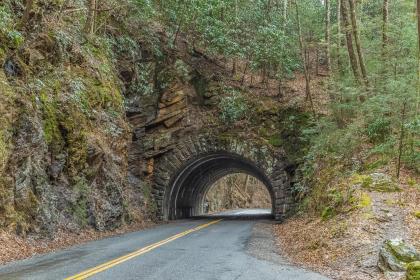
[65,219,222,280]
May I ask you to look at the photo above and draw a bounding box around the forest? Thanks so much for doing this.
[0,0,419,279]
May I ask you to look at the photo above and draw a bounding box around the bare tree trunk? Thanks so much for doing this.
[316,46,320,75]
[295,0,316,117]
[337,0,342,72]
[417,0,420,123]
[396,102,407,178]
[283,0,288,30]
[20,0,34,28]
[244,175,250,194]
[84,0,96,34]
[382,0,389,52]
[325,0,331,72]
[341,0,361,83]
[348,0,368,84]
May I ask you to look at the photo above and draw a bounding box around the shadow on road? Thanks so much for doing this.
[192,208,274,220]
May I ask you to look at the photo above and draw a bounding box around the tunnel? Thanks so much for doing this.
[164,152,275,219]
[152,135,292,221]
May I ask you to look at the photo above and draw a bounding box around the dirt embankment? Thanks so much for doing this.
[274,170,419,280]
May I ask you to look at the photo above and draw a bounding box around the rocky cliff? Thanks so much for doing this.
[0,0,309,237]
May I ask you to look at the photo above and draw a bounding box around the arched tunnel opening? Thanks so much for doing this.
[164,152,275,220]
[204,173,272,216]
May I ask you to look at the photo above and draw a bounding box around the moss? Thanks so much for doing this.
[407,178,418,188]
[352,174,372,188]
[268,135,282,147]
[407,261,420,280]
[385,239,420,264]
[0,71,15,225]
[39,91,62,149]
[0,6,24,49]
[62,110,88,178]
[321,206,335,220]
[363,158,388,171]
[71,177,89,227]
[414,211,420,219]
[352,173,400,192]
[359,192,372,208]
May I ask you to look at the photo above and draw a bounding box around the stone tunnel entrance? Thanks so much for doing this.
[152,135,293,221]
[166,152,274,219]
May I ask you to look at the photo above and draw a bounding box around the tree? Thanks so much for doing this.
[382,0,389,52]
[348,0,368,85]
[283,0,288,30]
[295,0,315,117]
[84,0,96,34]
[396,102,407,178]
[417,0,420,108]
[325,0,331,72]
[336,0,342,71]
[341,0,361,82]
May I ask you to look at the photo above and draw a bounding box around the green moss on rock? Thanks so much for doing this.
[352,173,400,192]
[379,239,420,272]
[359,192,372,208]
[0,70,16,226]
[407,261,420,280]
[268,135,282,147]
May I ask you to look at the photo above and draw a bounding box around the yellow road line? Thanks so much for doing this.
[65,219,222,280]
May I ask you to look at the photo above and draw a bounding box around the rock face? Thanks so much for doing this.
[1,4,300,236]
[378,239,420,272]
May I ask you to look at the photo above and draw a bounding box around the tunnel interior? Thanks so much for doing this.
[164,152,275,220]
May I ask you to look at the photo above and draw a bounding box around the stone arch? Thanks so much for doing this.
[152,134,292,220]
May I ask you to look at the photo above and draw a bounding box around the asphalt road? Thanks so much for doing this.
[0,210,329,280]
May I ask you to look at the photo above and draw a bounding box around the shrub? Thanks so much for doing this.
[218,89,248,124]
[366,118,391,144]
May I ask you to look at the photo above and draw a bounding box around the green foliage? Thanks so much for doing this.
[0,5,23,49]
[148,0,305,77]
[366,119,391,144]
[218,88,248,124]
[321,206,335,220]
[268,135,282,147]
[7,30,24,48]
[39,91,62,147]
[174,59,190,82]
[72,177,89,227]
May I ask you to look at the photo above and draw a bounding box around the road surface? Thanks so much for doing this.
[0,210,329,280]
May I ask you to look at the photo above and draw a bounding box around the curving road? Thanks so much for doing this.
[0,210,329,280]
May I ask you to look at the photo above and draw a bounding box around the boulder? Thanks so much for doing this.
[354,173,400,192]
[378,239,420,272]
[406,261,420,280]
